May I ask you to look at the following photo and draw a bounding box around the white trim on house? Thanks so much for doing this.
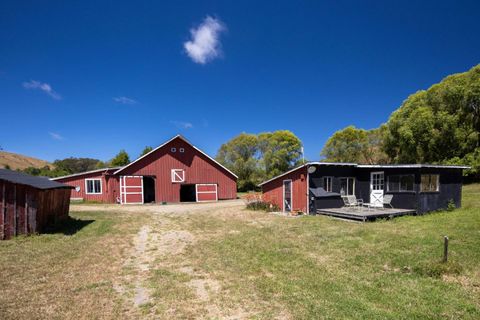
[358,164,470,169]
[113,135,238,178]
[283,179,293,212]
[51,167,121,181]
[323,176,333,192]
[339,176,356,196]
[85,178,102,194]
[171,169,185,183]
[195,184,218,202]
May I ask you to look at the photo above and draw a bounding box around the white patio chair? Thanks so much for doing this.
[383,194,394,208]
[342,195,363,210]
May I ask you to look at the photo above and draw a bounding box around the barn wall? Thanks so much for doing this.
[0,180,71,240]
[118,137,237,202]
[262,166,308,212]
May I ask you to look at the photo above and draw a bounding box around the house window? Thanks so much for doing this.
[388,175,414,192]
[171,147,177,153]
[171,169,185,183]
[179,148,185,153]
[323,177,333,192]
[85,179,102,194]
[421,174,440,192]
[340,177,355,195]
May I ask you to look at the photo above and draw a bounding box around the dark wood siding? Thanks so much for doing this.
[0,180,71,240]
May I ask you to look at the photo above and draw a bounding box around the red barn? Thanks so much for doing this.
[53,135,237,204]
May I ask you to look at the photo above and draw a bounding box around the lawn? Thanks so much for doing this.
[0,185,479,319]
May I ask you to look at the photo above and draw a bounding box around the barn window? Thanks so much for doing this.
[388,175,414,192]
[323,177,333,192]
[420,174,439,192]
[171,169,185,183]
[85,179,102,194]
[179,148,185,153]
[171,147,177,153]
[340,177,355,195]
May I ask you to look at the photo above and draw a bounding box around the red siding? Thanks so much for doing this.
[262,166,308,213]
[58,169,117,203]
[118,137,236,203]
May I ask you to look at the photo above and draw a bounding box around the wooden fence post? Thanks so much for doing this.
[443,236,449,263]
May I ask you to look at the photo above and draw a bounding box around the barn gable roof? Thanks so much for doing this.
[0,169,73,190]
[113,135,238,178]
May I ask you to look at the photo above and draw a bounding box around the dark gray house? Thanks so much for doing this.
[260,162,468,218]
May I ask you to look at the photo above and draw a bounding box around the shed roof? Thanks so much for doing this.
[51,167,120,180]
[258,161,469,187]
[0,169,73,190]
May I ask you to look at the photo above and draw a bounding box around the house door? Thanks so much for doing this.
[283,180,292,212]
[120,176,144,204]
[370,172,384,207]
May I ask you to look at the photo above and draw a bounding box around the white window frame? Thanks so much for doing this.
[387,174,415,192]
[420,174,440,192]
[323,176,333,192]
[171,147,176,152]
[171,169,185,183]
[85,178,102,194]
[339,177,355,196]
[283,179,293,212]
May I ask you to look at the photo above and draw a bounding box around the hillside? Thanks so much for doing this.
[0,151,52,170]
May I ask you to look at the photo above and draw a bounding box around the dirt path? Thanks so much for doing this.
[78,200,272,318]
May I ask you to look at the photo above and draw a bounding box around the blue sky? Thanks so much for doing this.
[1,1,479,163]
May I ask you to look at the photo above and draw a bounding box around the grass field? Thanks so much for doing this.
[0,185,479,319]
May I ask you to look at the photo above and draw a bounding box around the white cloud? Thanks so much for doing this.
[23,80,61,100]
[171,121,193,129]
[113,96,137,105]
[49,132,64,140]
[184,16,225,64]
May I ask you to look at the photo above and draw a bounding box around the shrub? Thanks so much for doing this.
[244,192,280,212]
[447,199,457,211]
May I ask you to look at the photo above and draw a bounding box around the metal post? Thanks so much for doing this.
[443,236,449,263]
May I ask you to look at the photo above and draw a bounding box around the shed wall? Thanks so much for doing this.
[262,166,308,212]
[0,179,71,240]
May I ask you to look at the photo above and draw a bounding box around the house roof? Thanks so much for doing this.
[258,161,470,186]
[0,169,73,190]
[113,135,238,178]
[51,167,121,181]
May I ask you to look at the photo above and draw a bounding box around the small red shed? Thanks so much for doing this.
[259,165,308,213]
[53,135,238,204]
[0,169,73,239]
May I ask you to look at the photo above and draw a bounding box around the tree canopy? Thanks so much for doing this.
[216,130,303,191]
[140,146,153,157]
[321,126,388,164]
[110,150,130,167]
[383,64,479,176]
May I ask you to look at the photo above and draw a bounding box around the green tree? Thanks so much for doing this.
[140,146,153,157]
[321,126,369,163]
[216,133,260,191]
[258,130,303,179]
[110,150,130,166]
[383,64,480,168]
[53,157,104,174]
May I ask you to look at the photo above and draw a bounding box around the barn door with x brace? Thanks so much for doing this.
[120,176,144,204]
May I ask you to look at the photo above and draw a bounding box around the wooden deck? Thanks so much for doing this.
[317,207,416,222]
